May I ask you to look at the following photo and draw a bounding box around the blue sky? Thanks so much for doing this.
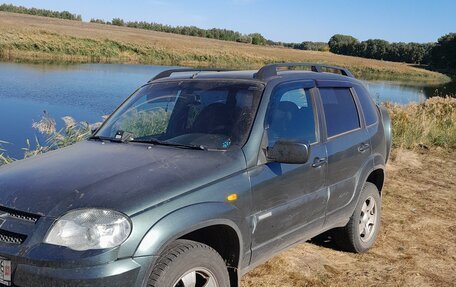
[3,0,455,43]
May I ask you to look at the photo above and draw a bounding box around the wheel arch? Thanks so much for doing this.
[134,202,247,286]
[366,167,385,195]
[179,224,241,287]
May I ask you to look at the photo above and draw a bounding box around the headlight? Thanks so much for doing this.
[44,209,131,251]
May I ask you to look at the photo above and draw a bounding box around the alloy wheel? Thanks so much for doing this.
[359,196,377,242]
[174,268,219,287]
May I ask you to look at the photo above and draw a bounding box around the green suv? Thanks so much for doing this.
[0,63,391,287]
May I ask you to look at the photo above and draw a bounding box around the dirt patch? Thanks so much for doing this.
[242,149,456,287]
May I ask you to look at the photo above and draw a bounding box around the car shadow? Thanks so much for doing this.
[308,231,341,250]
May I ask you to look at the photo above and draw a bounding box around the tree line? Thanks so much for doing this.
[328,34,456,70]
[91,17,334,50]
[0,3,81,21]
[95,17,333,50]
[91,18,270,45]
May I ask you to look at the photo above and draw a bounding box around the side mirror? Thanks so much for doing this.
[267,140,310,164]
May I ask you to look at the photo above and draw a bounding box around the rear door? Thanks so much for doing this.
[249,81,328,263]
[316,81,370,219]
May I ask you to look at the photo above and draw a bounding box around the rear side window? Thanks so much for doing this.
[320,88,360,137]
[355,86,378,126]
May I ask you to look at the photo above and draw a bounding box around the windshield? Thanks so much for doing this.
[96,80,264,150]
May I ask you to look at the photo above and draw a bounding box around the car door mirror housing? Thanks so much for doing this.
[267,140,310,164]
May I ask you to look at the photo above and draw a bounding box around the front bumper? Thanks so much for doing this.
[0,212,158,287]
[2,255,156,287]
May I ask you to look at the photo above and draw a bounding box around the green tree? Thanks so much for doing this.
[111,18,125,26]
[249,33,267,45]
[328,33,437,65]
[328,34,359,55]
[431,33,456,70]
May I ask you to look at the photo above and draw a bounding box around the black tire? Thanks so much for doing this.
[334,182,381,253]
[148,239,230,287]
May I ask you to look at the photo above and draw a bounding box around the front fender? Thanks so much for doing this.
[134,202,249,258]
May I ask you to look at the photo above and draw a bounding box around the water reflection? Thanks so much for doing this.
[0,63,173,158]
[365,79,456,105]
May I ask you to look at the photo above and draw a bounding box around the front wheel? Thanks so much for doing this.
[147,239,230,287]
[334,182,381,253]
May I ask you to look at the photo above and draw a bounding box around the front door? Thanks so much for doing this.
[249,81,328,263]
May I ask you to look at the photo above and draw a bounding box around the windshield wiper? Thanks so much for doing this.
[88,135,117,142]
[130,138,207,150]
[89,131,134,143]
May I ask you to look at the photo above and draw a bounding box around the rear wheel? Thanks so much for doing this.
[334,182,381,252]
[148,239,230,287]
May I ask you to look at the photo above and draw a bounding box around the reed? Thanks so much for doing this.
[385,96,456,150]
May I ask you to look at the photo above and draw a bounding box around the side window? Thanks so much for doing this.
[320,88,360,137]
[266,82,317,146]
[355,86,378,126]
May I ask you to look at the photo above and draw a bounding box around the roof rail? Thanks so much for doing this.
[254,63,354,80]
[149,68,233,82]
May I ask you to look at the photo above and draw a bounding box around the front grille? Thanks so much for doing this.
[0,230,26,245]
[0,206,40,223]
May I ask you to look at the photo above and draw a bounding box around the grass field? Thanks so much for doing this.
[0,12,450,83]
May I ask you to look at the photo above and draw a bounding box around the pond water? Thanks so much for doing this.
[0,62,454,158]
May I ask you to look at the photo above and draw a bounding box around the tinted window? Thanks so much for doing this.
[266,82,316,145]
[355,86,378,126]
[320,88,360,137]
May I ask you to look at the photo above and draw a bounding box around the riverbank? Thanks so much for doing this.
[0,12,450,83]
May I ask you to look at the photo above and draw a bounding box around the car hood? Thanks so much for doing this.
[0,140,246,217]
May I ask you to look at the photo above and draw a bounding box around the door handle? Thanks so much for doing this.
[312,157,327,168]
[358,143,370,153]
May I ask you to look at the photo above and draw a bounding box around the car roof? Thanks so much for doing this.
[149,63,363,85]
[154,70,361,83]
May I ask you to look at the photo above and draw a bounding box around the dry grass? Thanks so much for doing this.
[0,12,450,83]
[242,148,456,287]
[385,97,456,150]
